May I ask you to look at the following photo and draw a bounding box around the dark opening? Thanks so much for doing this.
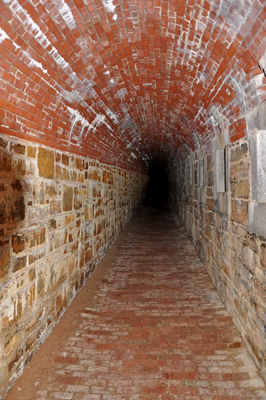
[144,161,170,205]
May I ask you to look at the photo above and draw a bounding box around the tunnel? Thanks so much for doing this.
[1,0,266,397]
[144,161,170,205]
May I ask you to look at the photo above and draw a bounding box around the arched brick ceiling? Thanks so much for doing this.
[0,0,266,171]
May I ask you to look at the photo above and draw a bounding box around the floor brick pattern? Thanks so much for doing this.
[4,205,266,400]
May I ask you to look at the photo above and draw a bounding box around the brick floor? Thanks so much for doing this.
[4,205,266,400]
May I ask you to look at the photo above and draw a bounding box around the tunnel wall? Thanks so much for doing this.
[0,133,148,397]
[169,131,266,382]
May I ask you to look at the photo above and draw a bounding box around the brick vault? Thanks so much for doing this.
[1,0,266,397]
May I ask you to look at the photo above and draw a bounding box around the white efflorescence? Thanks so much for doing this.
[0,27,9,43]
[25,54,48,74]
[67,107,113,140]
[103,0,116,13]
[51,0,77,30]
[3,0,118,138]
[104,106,119,125]
[67,107,90,138]
[0,27,48,74]
[3,0,78,82]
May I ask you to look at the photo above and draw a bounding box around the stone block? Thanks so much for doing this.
[62,167,70,181]
[49,199,62,215]
[29,268,36,281]
[29,248,45,265]
[48,218,57,230]
[27,227,46,248]
[199,159,204,188]
[11,143,25,155]
[38,148,54,179]
[235,179,249,199]
[249,202,266,239]
[45,182,58,197]
[62,154,69,166]
[55,164,62,180]
[250,130,266,201]
[0,196,25,224]
[247,102,266,132]
[231,199,248,227]
[0,138,8,148]
[55,152,61,163]
[70,170,77,181]
[85,204,93,221]
[14,159,27,176]
[215,149,225,192]
[0,153,12,173]
[13,256,27,273]
[33,181,45,205]
[63,185,73,211]
[56,292,66,317]
[231,142,248,162]
[27,146,36,158]
[12,235,25,254]
[78,173,84,183]
[75,158,83,171]
[8,348,23,372]
[0,248,10,280]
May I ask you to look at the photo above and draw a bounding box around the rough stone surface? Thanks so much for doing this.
[38,148,55,180]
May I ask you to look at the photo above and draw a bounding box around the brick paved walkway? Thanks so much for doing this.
[4,205,266,400]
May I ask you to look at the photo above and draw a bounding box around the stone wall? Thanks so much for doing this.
[169,137,266,383]
[0,134,148,398]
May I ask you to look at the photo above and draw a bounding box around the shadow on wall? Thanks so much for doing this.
[144,162,170,206]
